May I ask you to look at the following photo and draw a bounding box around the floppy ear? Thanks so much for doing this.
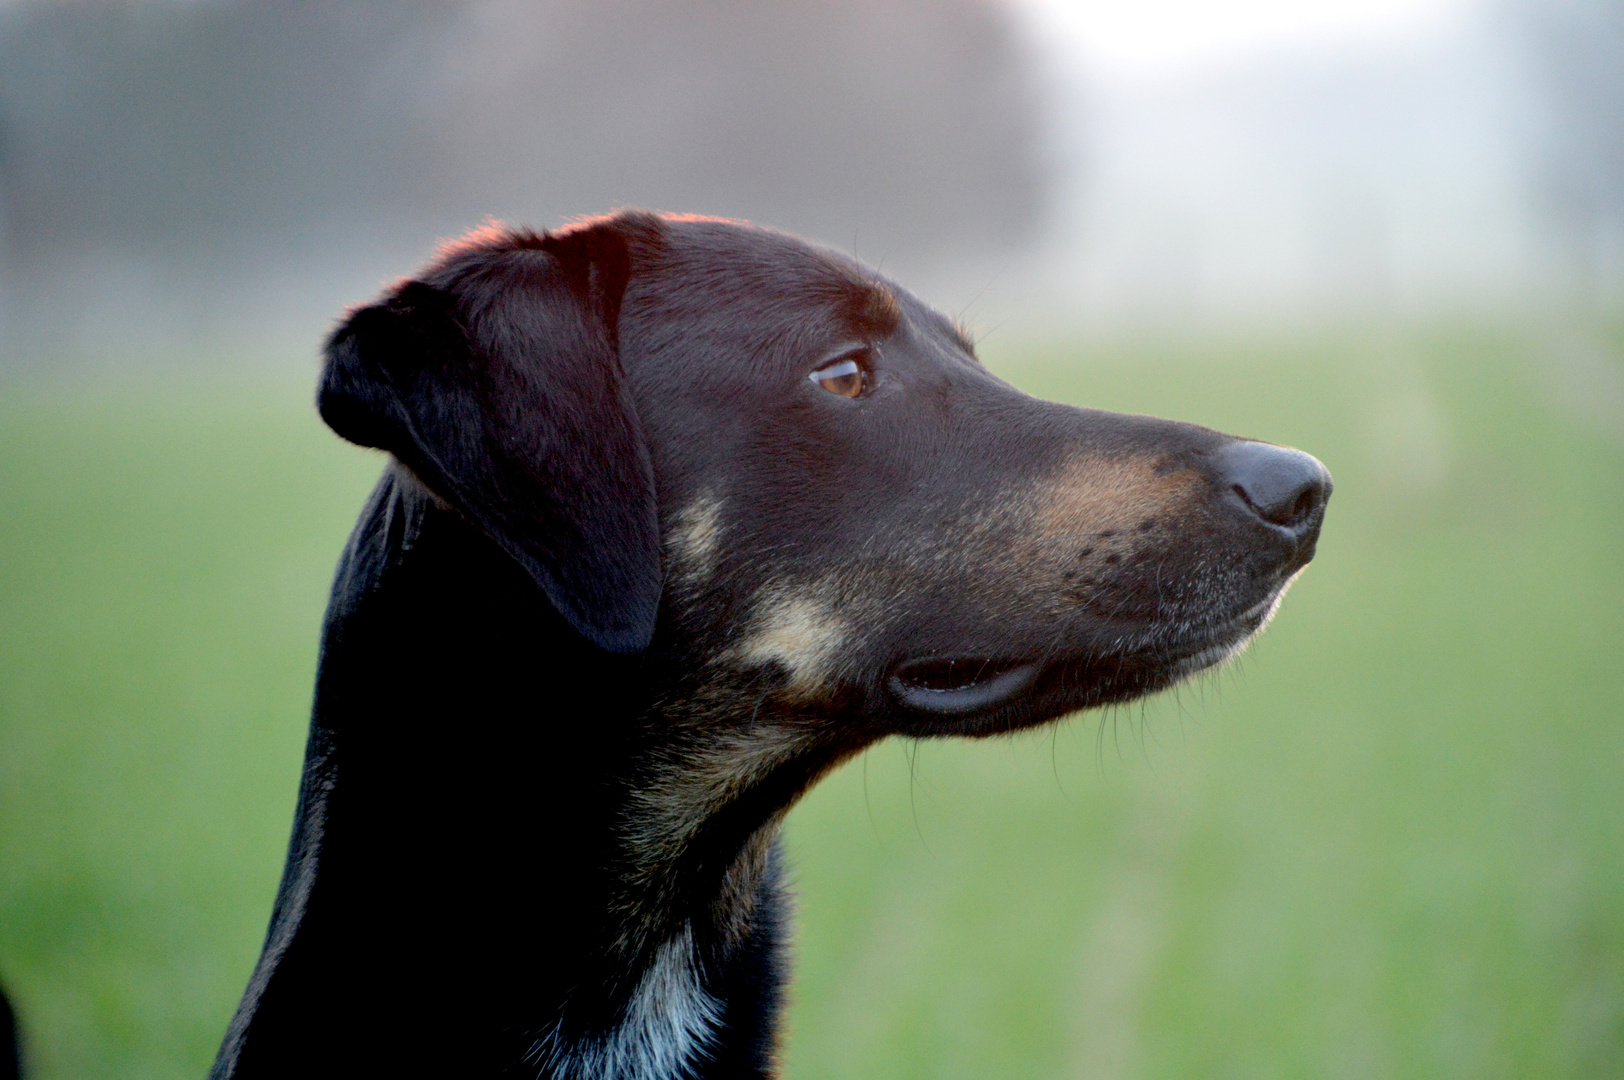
[317,219,662,653]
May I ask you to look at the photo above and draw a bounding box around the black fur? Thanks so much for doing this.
[211,212,1329,1078]
[1,981,18,1080]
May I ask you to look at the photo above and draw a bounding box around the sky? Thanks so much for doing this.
[976,0,1564,326]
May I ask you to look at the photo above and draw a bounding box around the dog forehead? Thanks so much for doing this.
[658,216,863,280]
[623,218,900,341]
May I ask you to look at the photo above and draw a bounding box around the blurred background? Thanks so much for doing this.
[0,0,1619,1076]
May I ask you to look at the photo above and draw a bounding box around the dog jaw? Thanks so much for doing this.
[1168,565,1304,676]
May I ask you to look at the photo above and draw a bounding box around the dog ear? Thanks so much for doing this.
[317,218,663,653]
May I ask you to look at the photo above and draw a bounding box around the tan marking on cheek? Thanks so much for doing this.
[730,591,851,695]
[666,494,723,585]
[1032,455,1199,542]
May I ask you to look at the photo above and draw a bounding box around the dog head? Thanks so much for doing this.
[321,211,1328,743]
[296,210,1331,1063]
[318,210,1330,960]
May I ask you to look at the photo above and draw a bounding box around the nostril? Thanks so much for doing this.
[1289,487,1318,523]
[1217,441,1332,530]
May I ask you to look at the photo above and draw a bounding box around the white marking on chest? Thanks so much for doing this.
[535,925,721,1080]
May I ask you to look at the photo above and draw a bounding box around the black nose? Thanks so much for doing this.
[1216,441,1332,531]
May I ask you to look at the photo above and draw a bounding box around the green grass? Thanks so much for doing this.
[1,323,1621,1078]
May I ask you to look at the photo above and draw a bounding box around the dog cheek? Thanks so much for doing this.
[665,493,725,589]
[727,591,854,698]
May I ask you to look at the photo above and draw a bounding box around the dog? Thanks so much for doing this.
[209,211,1329,1078]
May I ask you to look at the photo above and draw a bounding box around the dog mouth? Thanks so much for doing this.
[886,583,1294,728]
[887,657,1040,716]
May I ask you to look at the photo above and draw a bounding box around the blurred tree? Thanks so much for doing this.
[0,0,1044,277]
[0,2,454,255]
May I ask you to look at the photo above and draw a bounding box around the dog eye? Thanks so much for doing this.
[809,353,868,398]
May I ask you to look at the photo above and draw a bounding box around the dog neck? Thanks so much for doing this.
[210,467,793,1079]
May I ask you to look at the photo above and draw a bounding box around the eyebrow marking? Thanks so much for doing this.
[844,281,902,339]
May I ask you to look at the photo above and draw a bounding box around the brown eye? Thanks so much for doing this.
[809,355,867,398]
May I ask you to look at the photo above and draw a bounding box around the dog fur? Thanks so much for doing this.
[209,211,1329,1078]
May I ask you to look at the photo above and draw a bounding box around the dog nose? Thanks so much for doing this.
[1215,441,1332,532]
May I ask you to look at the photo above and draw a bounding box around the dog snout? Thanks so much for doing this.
[1215,441,1332,540]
